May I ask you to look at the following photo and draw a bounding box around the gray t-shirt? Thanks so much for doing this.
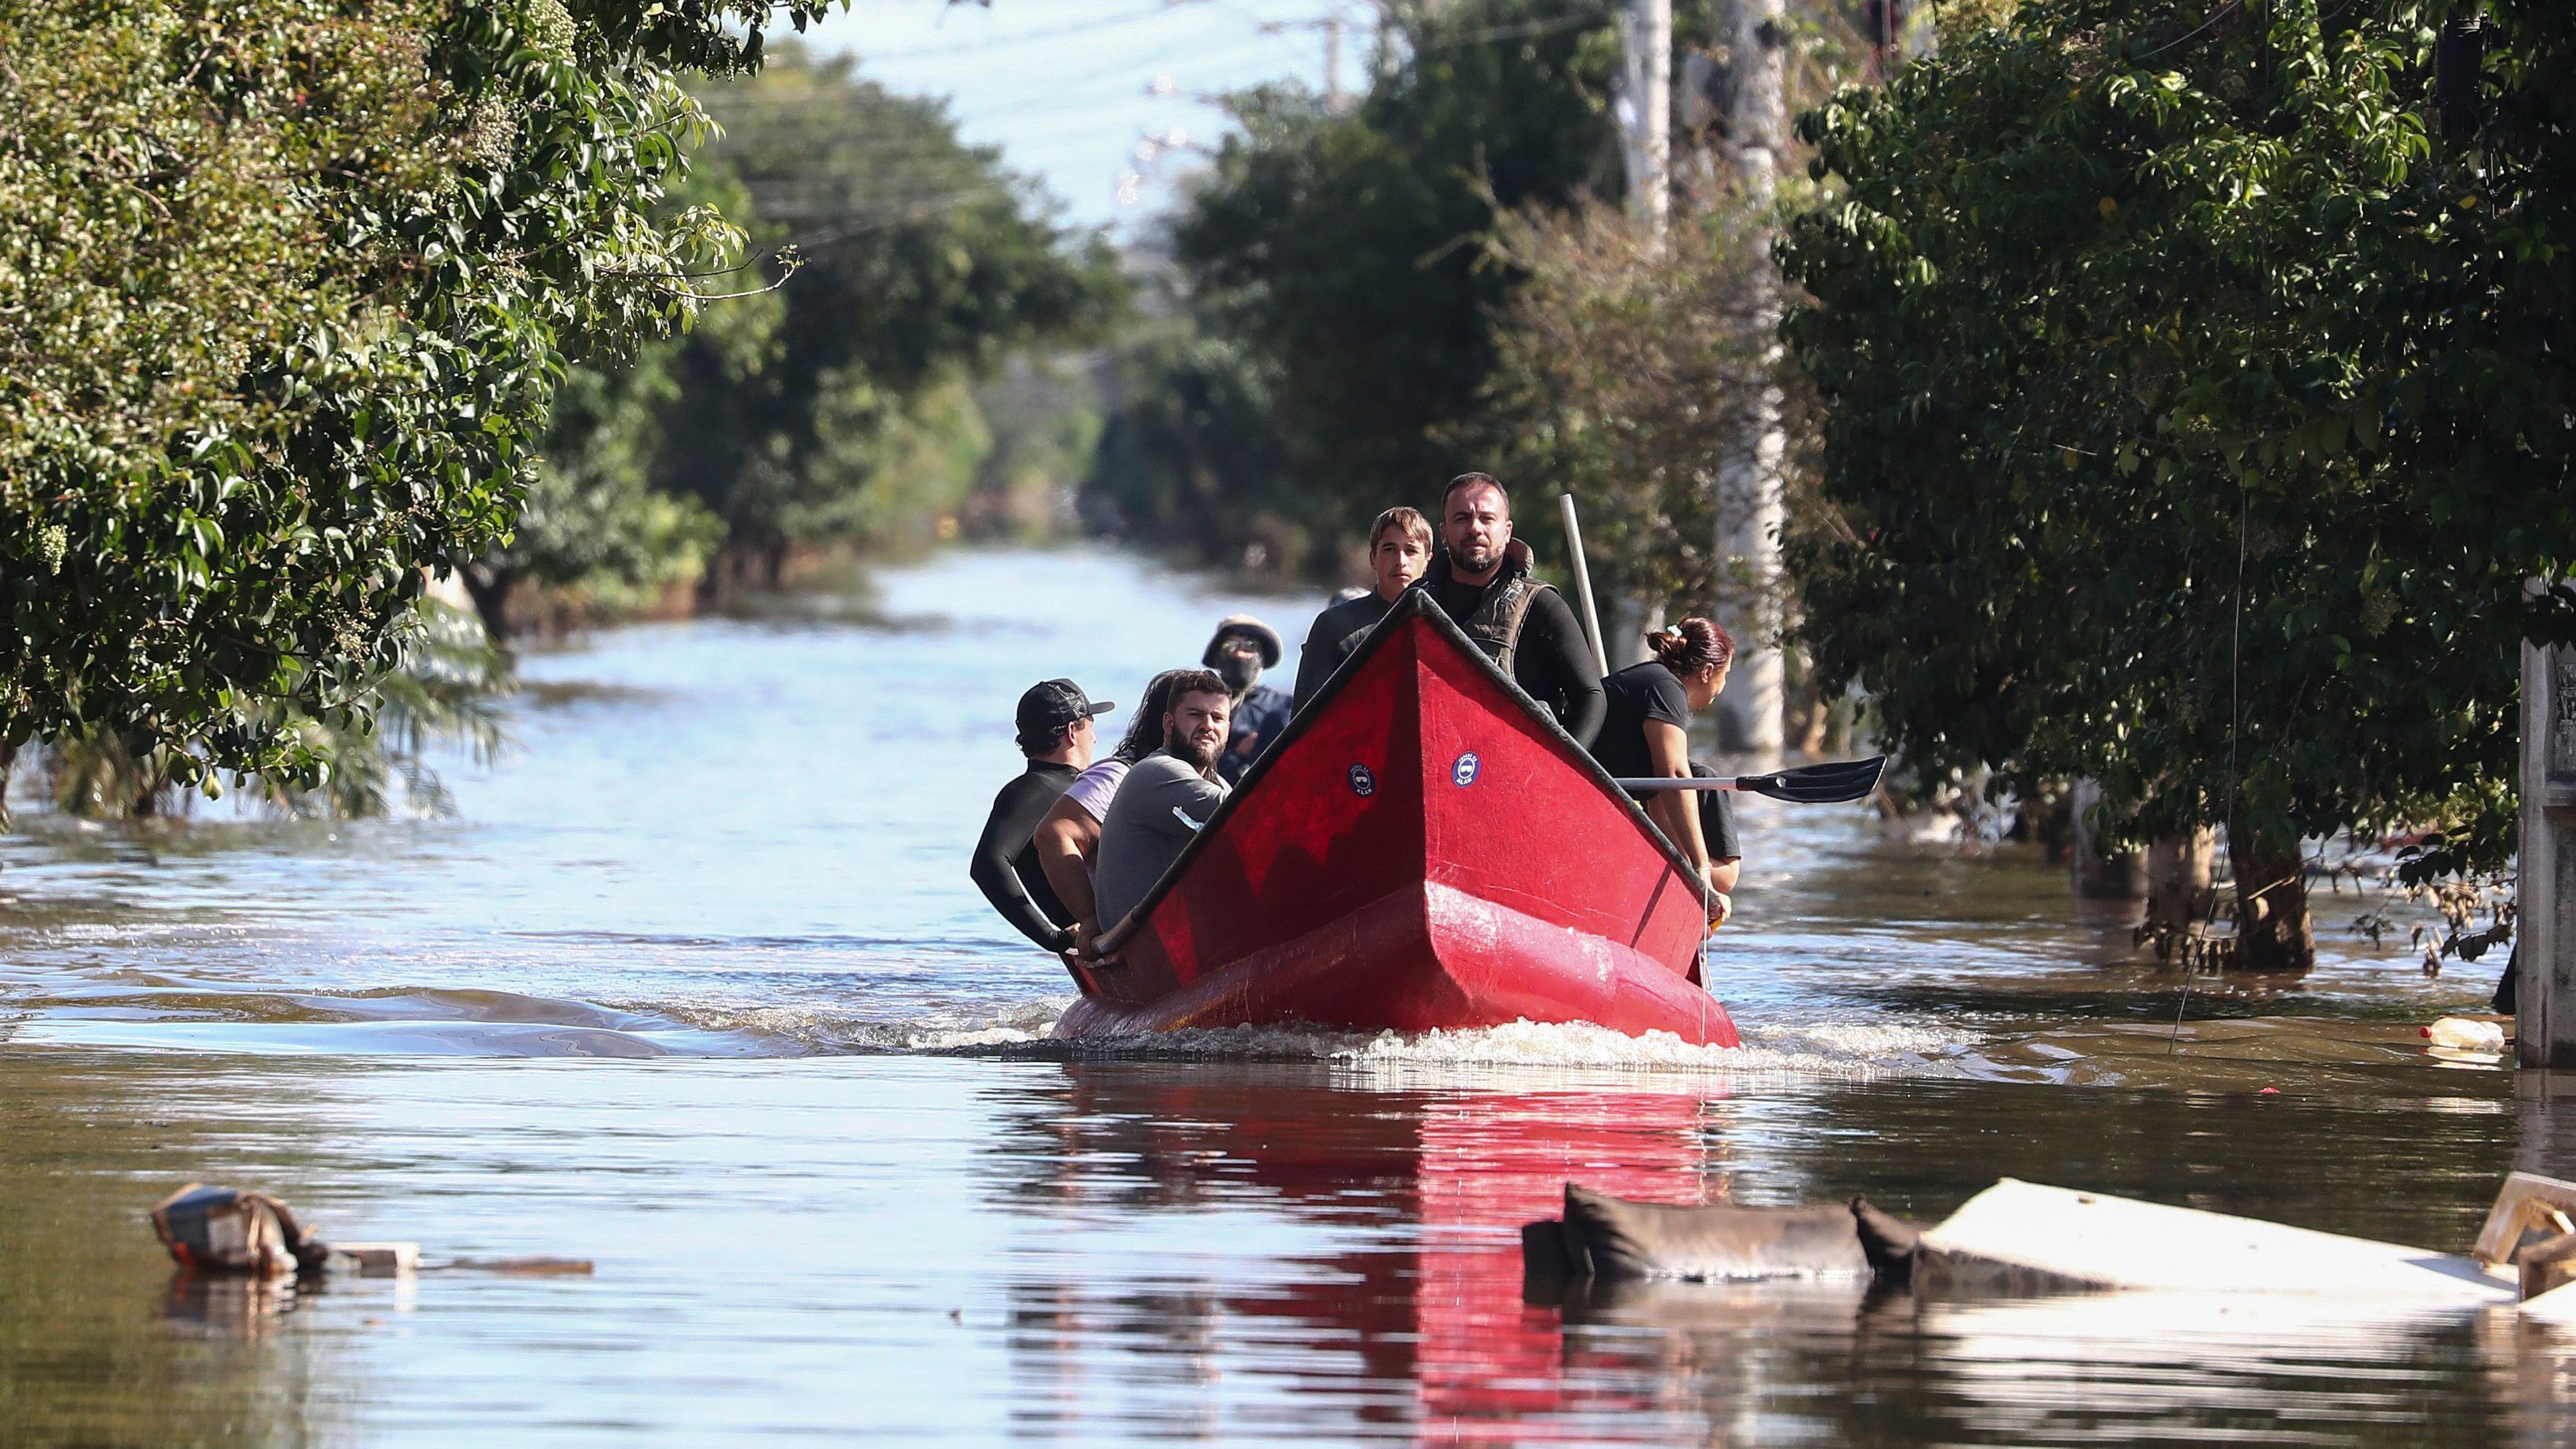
[1095,750,1230,929]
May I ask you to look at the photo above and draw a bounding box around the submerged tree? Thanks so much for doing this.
[1781,1,2575,969]
[0,0,835,800]
[41,599,510,820]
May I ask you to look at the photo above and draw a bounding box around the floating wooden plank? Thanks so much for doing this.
[326,1241,420,1277]
[1915,1179,2515,1308]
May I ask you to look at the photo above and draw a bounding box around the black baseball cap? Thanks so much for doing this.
[1015,678,1114,747]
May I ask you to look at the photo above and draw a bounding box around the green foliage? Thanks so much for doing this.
[648,45,1122,575]
[468,156,774,631]
[1086,299,1305,571]
[473,353,728,628]
[40,598,509,820]
[1156,5,1626,554]
[1473,194,1795,617]
[1781,0,2572,879]
[964,358,1107,543]
[0,0,837,793]
[1104,0,1867,576]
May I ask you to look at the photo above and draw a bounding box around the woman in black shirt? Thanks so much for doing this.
[1591,619,1741,916]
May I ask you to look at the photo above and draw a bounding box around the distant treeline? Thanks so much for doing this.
[1076,0,1882,596]
[468,43,1122,635]
[1082,0,1636,582]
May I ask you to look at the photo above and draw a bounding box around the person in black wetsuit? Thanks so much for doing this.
[968,678,1113,953]
[1293,505,1433,709]
[1591,617,1742,921]
[1417,473,1605,746]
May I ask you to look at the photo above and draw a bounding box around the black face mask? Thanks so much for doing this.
[1215,653,1261,694]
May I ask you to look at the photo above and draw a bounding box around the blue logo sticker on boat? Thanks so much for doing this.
[1452,752,1480,787]
[1347,764,1377,798]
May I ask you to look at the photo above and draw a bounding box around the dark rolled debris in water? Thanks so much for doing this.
[1522,1183,1925,1289]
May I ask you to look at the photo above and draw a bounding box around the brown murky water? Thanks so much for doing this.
[0,549,2558,1445]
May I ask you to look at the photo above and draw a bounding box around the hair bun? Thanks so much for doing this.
[1644,616,1735,674]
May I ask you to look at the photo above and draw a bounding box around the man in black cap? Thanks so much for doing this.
[969,679,1113,954]
[1205,613,1292,784]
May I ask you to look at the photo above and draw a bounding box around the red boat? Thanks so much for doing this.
[1054,593,1740,1047]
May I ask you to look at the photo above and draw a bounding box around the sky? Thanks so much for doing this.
[801,0,1357,234]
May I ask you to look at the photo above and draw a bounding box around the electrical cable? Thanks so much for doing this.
[2174,482,2250,1053]
[849,5,1189,63]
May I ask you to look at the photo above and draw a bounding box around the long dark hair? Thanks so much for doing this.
[1112,670,1189,763]
[1646,617,1734,675]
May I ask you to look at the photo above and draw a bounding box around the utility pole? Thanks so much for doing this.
[1712,0,1787,755]
[1616,0,1671,241]
[1329,14,1346,104]
[2523,582,2576,1068]
[1265,11,1352,109]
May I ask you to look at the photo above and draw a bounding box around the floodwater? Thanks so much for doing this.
[0,547,2565,1446]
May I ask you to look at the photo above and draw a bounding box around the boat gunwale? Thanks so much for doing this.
[1094,588,1703,959]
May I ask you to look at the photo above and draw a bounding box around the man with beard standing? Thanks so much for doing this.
[1203,614,1291,784]
[1093,669,1234,932]
[1418,473,1606,746]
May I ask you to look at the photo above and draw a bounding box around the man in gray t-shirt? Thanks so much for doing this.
[1094,671,1234,931]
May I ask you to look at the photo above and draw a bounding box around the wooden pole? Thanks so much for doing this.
[2522,588,2576,1067]
[1558,493,1610,679]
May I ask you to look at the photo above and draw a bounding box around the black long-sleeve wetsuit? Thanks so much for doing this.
[968,760,1078,952]
[1293,591,1396,709]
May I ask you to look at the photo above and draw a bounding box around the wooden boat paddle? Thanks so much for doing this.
[1614,755,1888,804]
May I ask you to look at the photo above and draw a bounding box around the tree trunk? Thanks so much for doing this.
[2143,829,2216,933]
[1616,0,1671,239]
[2069,778,2144,899]
[458,563,515,642]
[1711,0,1787,755]
[2230,824,2315,973]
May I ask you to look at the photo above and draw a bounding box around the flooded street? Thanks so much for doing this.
[0,548,2561,1445]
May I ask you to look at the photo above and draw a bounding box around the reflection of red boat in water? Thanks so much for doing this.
[1056,594,1739,1046]
[998,1067,1721,1439]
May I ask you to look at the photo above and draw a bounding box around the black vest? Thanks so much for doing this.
[1423,539,1551,675]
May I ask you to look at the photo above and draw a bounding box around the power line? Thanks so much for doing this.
[847,4,1191,62]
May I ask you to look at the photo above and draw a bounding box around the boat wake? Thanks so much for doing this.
[4,968,1975,1078]
[644,994,1977,1079]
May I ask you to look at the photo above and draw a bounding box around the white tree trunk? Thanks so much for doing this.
[1713,0,1786,754]
[1616,0,1672,241]
[1603,0,1675,677]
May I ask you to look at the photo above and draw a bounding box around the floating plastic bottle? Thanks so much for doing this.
[2423,1017,2507,1053]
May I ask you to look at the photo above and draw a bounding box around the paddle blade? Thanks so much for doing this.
[1733,756,1887,804]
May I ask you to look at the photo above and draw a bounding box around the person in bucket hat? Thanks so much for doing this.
[969,678,1114,953]
[1202,614,1291,784]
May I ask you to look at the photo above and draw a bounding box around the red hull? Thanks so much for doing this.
[1057,596,1738,1047]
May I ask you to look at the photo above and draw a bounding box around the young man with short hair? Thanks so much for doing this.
[968,679,1112,954]
[1419,473,1606,745]
[1093,671,1233,932]
[1293,505,1433,709]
